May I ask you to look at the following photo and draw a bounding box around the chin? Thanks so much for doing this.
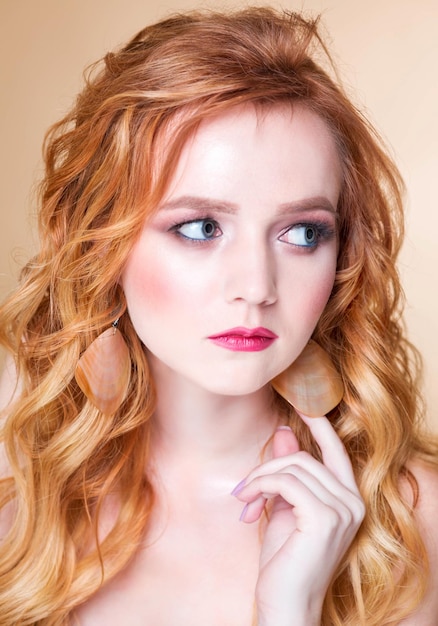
[202,376,273,398]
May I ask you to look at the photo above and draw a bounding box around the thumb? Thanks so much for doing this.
[272,425,300,459]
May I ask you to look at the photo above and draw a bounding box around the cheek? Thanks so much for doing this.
[302,260,337,321]
[121,251,172,318]
[315,269,336,310]
[135,266,171,309]
[122,248,207,321]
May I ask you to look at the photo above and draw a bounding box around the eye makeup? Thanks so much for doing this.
[279,220,336,249]
[169,217,222,242]
[167,213,336,252]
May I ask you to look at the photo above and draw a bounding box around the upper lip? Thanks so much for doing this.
[208,326,278,339]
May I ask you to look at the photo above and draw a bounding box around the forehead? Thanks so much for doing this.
[161,103,343,209]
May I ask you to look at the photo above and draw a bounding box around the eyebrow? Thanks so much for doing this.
[159,195,238,214]
[159,195,337,215]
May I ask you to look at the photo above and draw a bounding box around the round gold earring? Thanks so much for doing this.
[271,340,344,417]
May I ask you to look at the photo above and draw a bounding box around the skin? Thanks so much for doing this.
[73,104,437,624]
[122,104,340,401]
[0,102,436,624]
[92,103,361,625]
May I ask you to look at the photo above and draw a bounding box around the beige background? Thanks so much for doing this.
[1,0,437,432]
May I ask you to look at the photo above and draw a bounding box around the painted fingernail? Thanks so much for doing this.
[239,503,249,522]
[276,425,292,431]
[231,478,246,496]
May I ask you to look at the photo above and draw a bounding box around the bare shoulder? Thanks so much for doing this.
[409,456,438,528]
[0,352,21,415]
[399,457,438,625]
[0,352,19,470]
[0,353,20,538]
[1,354,13,468]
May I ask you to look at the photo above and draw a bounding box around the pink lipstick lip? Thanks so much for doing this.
[208,326,278,340]
[207,327,278,352]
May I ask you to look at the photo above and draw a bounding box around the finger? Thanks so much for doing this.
[238,472,362,533]
[233,450,347,499]
[239,465,346,510]
[236,427,299,523]
[240,493,295,524]
[239,494,267,523]
[238,465,364,526]
[231,426,299,499]
[272,425,300,458]
[295,411,358,492]
[239,472,325,528]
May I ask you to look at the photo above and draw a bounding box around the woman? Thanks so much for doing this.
[0,7,437,625]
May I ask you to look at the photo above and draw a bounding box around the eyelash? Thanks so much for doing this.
[279,221,336,249]
[169,217,222,244]
[169,217,336,249]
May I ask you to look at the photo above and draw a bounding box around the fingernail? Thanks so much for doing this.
[239,503,249,522]
[231,478,246,496]
[276,425,292,431]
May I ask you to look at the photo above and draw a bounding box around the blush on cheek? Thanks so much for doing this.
[308,272,336,319]
[127,265,171,312]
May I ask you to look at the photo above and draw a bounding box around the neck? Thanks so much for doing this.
[148,356,279,471]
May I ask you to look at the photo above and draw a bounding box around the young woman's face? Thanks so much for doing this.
[122,105,342,396]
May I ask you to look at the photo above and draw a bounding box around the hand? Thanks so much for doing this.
[231,413,365,626]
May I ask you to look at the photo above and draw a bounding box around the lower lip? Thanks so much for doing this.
[208,335,276,352]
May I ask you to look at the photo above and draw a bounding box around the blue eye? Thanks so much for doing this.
[173,219,221,241]
[280,223,329,248]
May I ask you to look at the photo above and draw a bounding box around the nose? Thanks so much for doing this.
[223,236,277,306]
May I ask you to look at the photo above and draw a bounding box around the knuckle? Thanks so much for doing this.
[321,505,341,531]
[281,463,303,479]
[336,502,353,528]
[354,496,366,523]
[292,450,311,464]
[291,450,313,467]
[339,503,354,527]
